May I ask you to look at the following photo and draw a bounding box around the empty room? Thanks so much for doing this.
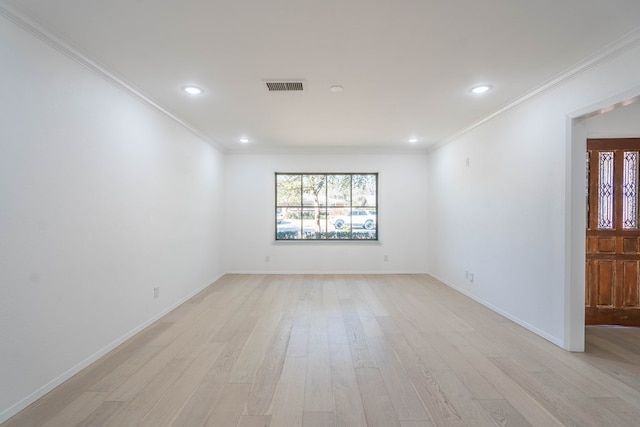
[2,0,640,426]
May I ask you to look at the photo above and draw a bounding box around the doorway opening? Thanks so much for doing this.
[567,90,640,351]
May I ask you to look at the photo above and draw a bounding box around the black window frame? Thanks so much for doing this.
[275,172,378,241]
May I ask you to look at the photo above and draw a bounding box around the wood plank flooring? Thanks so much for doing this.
[3,274,640,426]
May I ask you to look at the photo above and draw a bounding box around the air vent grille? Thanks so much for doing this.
[266,81,304,91]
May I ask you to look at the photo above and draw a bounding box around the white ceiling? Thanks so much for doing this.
[4,0,640,152]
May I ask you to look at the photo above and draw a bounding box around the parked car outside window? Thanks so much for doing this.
[329,209,376,230]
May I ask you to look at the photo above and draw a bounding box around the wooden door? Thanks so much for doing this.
[586,138,640,325]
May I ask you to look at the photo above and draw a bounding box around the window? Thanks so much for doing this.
[275,173,378,240]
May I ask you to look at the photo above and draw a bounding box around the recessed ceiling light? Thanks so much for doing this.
[182,85,203,95]
[329,85,344,93]
[239,137,250,144]
[470,85,492,94]
[408,137,419,143]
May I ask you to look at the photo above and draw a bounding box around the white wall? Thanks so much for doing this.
[223,152,429,273]
[587,100,640,137]
[0,15,225,421]
[427,41,640,349]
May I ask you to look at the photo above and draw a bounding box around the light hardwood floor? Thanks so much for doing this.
[3,274,640,426]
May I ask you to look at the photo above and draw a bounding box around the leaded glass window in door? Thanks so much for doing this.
[591,149,640,230]
[597,151,614,229]
[622,151,639,229]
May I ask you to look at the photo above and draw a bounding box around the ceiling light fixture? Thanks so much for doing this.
[408,137,419,143]
[182,85,203,95]
[239,137,250,144]
[470,85,492,94]
[329,85,344,93]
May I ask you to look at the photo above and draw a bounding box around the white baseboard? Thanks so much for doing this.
[224,270,430,275]
[429,273,564,348]
[0,273,223,424]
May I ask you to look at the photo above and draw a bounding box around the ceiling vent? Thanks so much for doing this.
[266,81,304,91]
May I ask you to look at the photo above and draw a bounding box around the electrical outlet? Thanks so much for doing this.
[153,286,159,299]
[384,255,389,262]
[265,255,270,262]
[469,273,474,283]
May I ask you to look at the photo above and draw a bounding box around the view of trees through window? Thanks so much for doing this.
[276,173,378,240]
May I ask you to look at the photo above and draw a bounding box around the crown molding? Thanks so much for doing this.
[225,144,430,156]
[429,26,640,153]
[0,4,227,153]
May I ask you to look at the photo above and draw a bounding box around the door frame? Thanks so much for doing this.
[566,86,640,351]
